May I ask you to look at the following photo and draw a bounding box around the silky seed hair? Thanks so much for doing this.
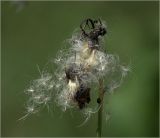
[21,18,129,122]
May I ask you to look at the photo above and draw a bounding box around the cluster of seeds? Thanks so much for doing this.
[21,18,129,121]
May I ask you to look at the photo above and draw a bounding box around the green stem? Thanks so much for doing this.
[97,79,104,137]
[97,101,103,137]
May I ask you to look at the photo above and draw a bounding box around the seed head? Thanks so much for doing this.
[21,18,129,122]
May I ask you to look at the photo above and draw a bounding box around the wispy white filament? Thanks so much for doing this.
[22,20,129,122]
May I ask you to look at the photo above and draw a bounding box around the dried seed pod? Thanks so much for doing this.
[74,84,91,109]
[80,18,107,49]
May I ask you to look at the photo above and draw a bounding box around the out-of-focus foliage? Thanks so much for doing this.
[1,1,159,137]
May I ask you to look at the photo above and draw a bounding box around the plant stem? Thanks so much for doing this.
[97,79,104,137]
[97,101,103,137]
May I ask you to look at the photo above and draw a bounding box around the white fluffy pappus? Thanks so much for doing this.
[21,20,129,123]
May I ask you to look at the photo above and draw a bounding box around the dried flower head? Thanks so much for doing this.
[21,18,129,122]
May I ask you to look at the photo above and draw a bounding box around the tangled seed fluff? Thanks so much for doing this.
[21,19,129,121]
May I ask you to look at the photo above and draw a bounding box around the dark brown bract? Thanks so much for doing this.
[74,84,91,109]
[80,18,107,49]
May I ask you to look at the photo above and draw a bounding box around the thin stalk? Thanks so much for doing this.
[97,79,104,137]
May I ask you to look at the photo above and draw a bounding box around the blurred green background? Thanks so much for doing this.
[1,1,159,137]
